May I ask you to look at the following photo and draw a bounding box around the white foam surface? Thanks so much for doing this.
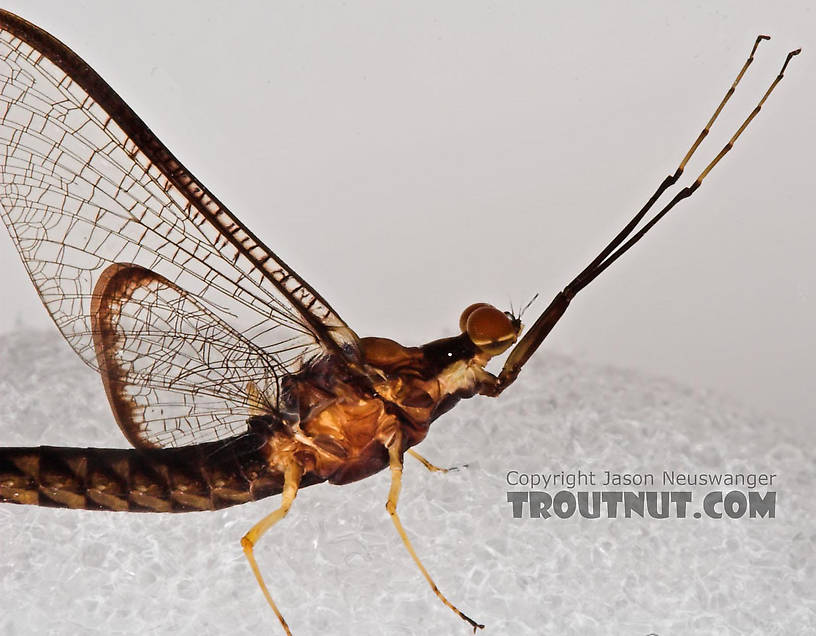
[0,330,813,635]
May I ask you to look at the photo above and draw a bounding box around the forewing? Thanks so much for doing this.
[0,11,360,446]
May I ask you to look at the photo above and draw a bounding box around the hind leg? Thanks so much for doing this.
[241,462,302,636]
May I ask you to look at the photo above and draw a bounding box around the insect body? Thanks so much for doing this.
[0,10,799,635]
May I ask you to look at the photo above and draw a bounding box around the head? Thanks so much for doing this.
[459,302,522,358]
[416,302,524,377]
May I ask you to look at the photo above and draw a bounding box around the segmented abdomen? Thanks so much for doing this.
[0,433,313,512]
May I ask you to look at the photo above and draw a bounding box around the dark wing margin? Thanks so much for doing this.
[0,9,362,447]
[0,9,360,360]
[91,264,283,449]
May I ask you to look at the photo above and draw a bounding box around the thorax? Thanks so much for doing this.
[259,337,487,487]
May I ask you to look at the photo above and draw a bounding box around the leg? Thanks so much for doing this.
[407,448,465,473]
[568,35,771,296]
[241,462,303,636]
[484,40,800,397]
[386,432,484,632]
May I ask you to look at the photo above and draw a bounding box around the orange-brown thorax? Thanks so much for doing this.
[260,303,521,488]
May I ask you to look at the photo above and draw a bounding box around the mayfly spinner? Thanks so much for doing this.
[0,10,799,634]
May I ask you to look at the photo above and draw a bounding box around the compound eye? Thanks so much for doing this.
[463,304,516,356]
[459,302,491,333]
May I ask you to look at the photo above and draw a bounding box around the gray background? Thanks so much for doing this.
[0,0,813,427]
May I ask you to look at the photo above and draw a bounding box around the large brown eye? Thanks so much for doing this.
[459,302,491,333]
[462,304,516,356]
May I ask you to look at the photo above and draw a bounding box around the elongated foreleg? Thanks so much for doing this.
[482,40,799,397]
[387,432,484,632]
[241,462,303,636]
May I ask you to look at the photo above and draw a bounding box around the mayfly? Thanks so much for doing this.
[0,9,799,634]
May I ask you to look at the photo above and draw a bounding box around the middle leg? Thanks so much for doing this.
[387,432,484,632]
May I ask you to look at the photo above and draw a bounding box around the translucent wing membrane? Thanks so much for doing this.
[0,11,360,447]
[92,264,281,448]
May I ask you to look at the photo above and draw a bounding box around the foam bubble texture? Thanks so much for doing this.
[0,331,813,635]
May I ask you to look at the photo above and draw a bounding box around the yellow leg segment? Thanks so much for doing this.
[407,448,464,473]
[387,434,484,632]
[241,462,303,636]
